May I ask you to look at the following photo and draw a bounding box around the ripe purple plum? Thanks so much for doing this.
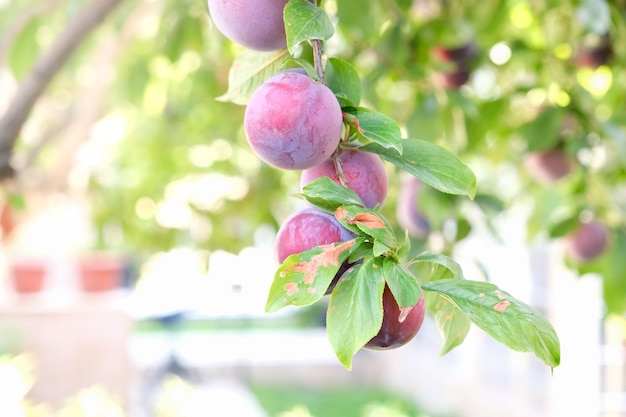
[575,44,613,69]
[275,208,354,265]
[244,72,343,170]
[207,0,288,51]
[365,285,425,350]
[524,148,573,183]
[432,41,478,66]
[432,69,471,90]
[574,36,613,69]
[275,208,355,295]
[565,221,608,263]
[396,176,430,238]
[300,150,388,208]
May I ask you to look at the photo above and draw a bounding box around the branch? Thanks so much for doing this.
[0,0,126,179]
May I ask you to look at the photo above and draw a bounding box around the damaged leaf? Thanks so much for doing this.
[422,279,561,368]
[334,205,397,249]
[265,238,365,313]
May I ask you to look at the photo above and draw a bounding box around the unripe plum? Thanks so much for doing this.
[396,176,430,238]
[244,72,343,170]
[274,208,354,265]
[524,148,573,183]
[365,285,425,350]
[207,0,288,51]
[300,150,388,208]
[565,220,608,263]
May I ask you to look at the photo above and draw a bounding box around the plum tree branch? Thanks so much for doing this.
[0,0,126,179]
[312,39,327,85]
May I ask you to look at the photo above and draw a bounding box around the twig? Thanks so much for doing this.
[0,0,126,179]
[331,150,348,187]
[312,40,327,85]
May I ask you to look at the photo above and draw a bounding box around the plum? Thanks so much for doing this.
[524,148,573,183]
[365,284,425,350]
[432,41,478,66]
[575,44,613,69]
[574,36,613,69]
[275,208,354,265]
[300,150,388,208]
[396,176,430,238]
[565,220,608,263]
[275,208,355,295]
[207,0,288,51]
[432,69,471,90]
[244,72,343,170]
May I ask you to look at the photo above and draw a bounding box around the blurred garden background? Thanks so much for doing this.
[0,0,626,416]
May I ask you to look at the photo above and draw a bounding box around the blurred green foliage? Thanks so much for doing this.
[2,0,626,312]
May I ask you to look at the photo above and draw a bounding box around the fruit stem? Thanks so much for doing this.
[331,150,348,187]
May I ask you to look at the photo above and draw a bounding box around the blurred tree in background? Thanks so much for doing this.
[1,0,625,313]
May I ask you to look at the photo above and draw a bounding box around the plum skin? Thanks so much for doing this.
[432,69,471,90]
[207,0,288,51]
[365,285,426,350]
[575,41,613,69]
[566,221,608,263]
[244,72,343,170]
[524,149,572,183]
[274,208,355,295]
[274,208,354,265]
[300,150,388,209]
[432,41,478,65]
[396,176,430,238]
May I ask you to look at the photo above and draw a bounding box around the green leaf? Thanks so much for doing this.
[8,17,42,81]
[372,240,392,257]
[216,49,288,105]
[455,218,472,242]
[325,57,362,106]
[327,258,386,369]
[344,107,403,154]
[334,205,398,249]
[362,139,477,199]
[412,253,471,353]
[282,57,319,80]
[265,238,363,313]
[548,213,580,239]
[284,0,335,55]
[422,279,561,368]
[521,107,565,152]
[411,252,465,280]
[299,176,365,212]
[383,258,420,308]
[425,292,471,355]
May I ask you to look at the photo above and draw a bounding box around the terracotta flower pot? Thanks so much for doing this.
[77,256,124,292]
[11,260,47,294]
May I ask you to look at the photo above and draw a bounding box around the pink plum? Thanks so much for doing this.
[300,150,388,208]
[274,208,355,265]
[207,0,288,51]
[244,72,343,170]
[565,220,608,263]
